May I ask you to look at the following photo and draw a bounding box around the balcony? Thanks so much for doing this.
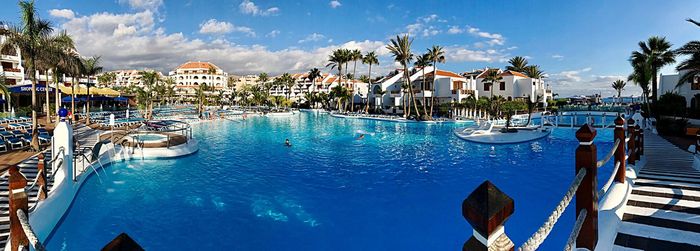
[389,90,402,97]
[414,90,433,98]
[0,54,20,62]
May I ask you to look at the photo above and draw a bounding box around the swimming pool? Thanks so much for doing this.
[131,133,168,143]
[45,113,615,250]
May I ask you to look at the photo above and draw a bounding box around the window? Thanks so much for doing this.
[484,84,490,91]
[499,82,506,91]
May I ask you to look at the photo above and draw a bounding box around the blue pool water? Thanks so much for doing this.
[46,113,615,250]
[133,134,167,142]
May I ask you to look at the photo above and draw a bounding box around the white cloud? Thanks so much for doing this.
[239,0,280,16]
[552,54,564,60]
[52,10,392,76]
[545,68,638,97]
[48,9,75,19]
[329,1,342,8]
[266,30,280,38]
[405,14,442,37]
[444,46,510,63]
[447,25,463,34]
[298,33,326,43]
[467,26,505,46]
[118,0,163,10]
[198,19,255,37]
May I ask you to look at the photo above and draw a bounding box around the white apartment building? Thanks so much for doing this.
[370,66,478,115]
[229,74,260,91]
[169,61,229,94]
[98,70,166,88]
[268,72,369,103]
[659,71,700,109]
[469,68,553,102]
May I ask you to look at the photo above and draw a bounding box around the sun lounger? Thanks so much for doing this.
[6,137,23,149]
[0,139,6,153]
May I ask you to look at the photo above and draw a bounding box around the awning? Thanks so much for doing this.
[8,84,54,94]
[61,96,87,103]
[114,97,128,102]
[58,86,120,96]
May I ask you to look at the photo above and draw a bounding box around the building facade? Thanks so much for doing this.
[469,68,553,102]
[169,61,229,94]
[659,71,700,109]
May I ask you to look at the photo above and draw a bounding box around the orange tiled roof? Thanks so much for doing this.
[500,70,528,78]
[476,68,500,79]
[426,69,463,78]
[177,61,220,70]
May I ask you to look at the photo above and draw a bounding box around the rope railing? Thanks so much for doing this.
[518,168,587,251]
[596,139,620,168]
[564,209,588,251]
[24,169,43,193]
[598,161,622,198]
[16,209,45,251]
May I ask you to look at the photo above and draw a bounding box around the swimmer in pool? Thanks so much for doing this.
[357,134,365,140]
[285,139,292,147]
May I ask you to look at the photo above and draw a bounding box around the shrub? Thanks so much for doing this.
[656,117,688,136]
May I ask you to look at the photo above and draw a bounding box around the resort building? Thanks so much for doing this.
[229,74,260,91]
[168,61,229,94]
[369,67,478,115]
[98,70,166,88]
[659,71,700,109]
[468,68,553,102]
[268,72,369,104]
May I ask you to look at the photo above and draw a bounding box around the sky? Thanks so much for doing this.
[1,0,700,97]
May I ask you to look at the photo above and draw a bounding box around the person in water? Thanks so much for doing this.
[357,134,365,140]
[285,139,292,147]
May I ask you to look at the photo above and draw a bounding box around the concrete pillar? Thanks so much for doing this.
[52,108,74,182]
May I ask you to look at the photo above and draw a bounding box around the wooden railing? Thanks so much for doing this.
[462,115,644,250]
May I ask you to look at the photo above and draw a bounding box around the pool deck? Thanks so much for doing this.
[613,132,700,250]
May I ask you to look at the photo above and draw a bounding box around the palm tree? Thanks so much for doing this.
[483,69,502,99]
[611,80,626,104]
[208,66,217,91]
[82,56,103,124]
[628,57,653,111]
[278,73,295,103]
[307,68,321,93]
[414,53,431,116]
[387,34,420,119]
[675,19,700,88]
[0,73,10,112]
[139,71,160,119]
[362,52,378,113]
[506,56,529,72]
[524,65,544,79]
[65,53,84,122]
[0,0,69,150]
[525,95,542,126]
[631,36,675,101]
[427,45,445,117]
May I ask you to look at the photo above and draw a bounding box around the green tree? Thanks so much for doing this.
[631,36,675,101]
[362,51,379,113]
[524,65,544,79]
[81,56,103,124]
[506,56,529,72]
[427,45,445,117]
[675,19,700,88]
[483,69,502,99]
[502,100,527,129]
[628,57,653,111]
[307,68,321,93]
[0,73,10,112]
[414,53,432,116]
[139,70,160,119]
[387,35,420,119]
[0,0,71,149]
[611,80,626,104]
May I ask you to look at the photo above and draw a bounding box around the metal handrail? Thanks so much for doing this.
[596,139,620,168]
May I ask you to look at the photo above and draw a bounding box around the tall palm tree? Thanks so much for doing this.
[387,34,420,119]
[0,73,10,112]
[81,56,103,124]
[64,53,83,122]
[631,36,675,101]
[628,57,653,111]
[524,65,544,79]
[307,68,321,93]
[506,56,529,72]
[327,49,349,108]
[362,51,378,113]
[483,69,502,99]
[278,73,295,101]
[427,45,445,117]
[414,53,432,116]
[611,80,626,104]
[140,71,160,119]
[0,0,68,150]
[675,19,700,88]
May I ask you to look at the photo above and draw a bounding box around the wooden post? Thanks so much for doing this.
[462,181,514,251]
[575,124,598,250]
[614,116,627,183]
[37,153,47,200]
[8,166,29,251]
[627,118,636,165]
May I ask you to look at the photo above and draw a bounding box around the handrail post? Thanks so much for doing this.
[575,124,598,250]
[37,153,48,200]
[637,125,644,157]
[695,130,700,154]
[614,116,627,183]
[462,181,515,251]
[9,165,29,251]
[627,118,636,165]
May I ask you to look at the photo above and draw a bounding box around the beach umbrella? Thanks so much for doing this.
[126,109,130,119]
[10,107,15,118]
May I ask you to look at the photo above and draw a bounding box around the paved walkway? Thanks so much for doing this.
[613,132,700,250]
[0,122,101,247]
